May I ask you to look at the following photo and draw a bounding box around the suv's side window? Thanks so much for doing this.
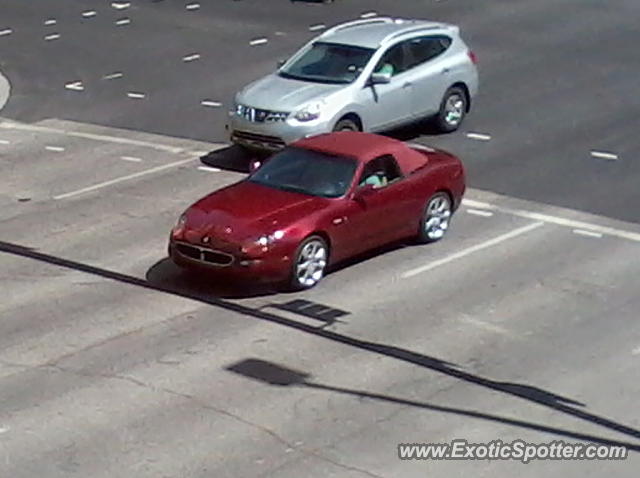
[405,35,452,69]
[358,154,403,188]
[373,42,408,77]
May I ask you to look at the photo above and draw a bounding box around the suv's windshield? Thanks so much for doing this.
[248,147,357,198]
[279,42,375,84]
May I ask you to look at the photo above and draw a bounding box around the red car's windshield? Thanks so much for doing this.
[248,147,357,198]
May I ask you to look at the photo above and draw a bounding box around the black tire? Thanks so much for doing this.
[333,118,360,132]
[434,86,468,133]
[289,235,329,290]
[417,192,453,243]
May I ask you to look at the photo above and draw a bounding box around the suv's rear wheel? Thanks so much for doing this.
[435,87,467,133]
[333,118,360,132]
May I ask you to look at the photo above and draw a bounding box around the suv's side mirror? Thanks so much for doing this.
[370,71,392,85]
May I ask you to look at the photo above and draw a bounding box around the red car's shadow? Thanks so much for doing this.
[145,258,281,299]
[146,239,414,299]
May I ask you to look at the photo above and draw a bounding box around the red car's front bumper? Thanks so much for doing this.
[168,237,292,284]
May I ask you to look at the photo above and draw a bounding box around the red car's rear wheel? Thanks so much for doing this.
[418,192,452,243]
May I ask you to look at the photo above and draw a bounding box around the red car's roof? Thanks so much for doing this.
[291,131,431,175]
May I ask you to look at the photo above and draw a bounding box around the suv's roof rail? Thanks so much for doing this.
[321,17,396,37]
[381,23,449,44]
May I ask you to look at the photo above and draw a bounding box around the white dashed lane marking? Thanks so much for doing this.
[197,166,220,172]
[402,222,545,278]
[111,1,131,9]
[249,38,268,46]
[82,11,97,18]
[44,33,61,41]
[103,72,123,80]
[45,146,65,152]
[65,81,84,91]
[115,18,131,26]
[201,100,222,107]
[182,53,201,62]
[127,92,146,99]
[0,139,10,145]
[120,156,142,163]
[466,132,492,141]
[590,150,619,161]
[44,19,57,26]
[0,29,13,36]
[186,2,200,10]
[309,24,326,31]
[360,12,378,18]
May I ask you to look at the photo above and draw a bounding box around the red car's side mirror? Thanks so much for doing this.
[351,184,376,201]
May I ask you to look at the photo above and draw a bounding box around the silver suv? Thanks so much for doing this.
[229,17,479,151]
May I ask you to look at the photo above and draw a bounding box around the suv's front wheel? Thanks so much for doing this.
[333,118,360,132]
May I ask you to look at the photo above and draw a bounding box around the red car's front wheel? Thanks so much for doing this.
[289,235,329,290]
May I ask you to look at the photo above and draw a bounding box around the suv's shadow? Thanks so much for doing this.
[200,145,268,174]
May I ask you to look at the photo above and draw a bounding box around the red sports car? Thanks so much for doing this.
[169,131,465,289]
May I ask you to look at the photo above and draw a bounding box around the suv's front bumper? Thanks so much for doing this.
[228,113,334,151]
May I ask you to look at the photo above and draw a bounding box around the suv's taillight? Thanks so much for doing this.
[468,50,478,64]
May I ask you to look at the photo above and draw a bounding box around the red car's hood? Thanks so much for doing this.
[183,181,327,242]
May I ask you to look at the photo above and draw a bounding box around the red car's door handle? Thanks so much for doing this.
[332,216,347,225]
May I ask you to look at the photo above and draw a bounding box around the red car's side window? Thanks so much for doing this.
[358,154,403,188]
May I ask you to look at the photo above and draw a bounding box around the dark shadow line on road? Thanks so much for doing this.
[225,358,640,452]
[1,239,639,447]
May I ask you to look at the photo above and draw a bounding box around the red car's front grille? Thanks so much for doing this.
[175,242,235,267]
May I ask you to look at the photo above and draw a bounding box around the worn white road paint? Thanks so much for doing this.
[54,158,196,200]
[462,198,640,242]
[573,229,603,239]
[65,81,84,91]
[459,315,517,338]
[466,209,494,217]
[402,222,545,278]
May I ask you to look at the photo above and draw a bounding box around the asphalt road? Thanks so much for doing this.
[1,1,639,477]
[0,0,638,222]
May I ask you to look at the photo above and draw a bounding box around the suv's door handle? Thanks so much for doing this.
[442,67,450,74]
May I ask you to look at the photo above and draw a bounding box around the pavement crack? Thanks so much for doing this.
[44,364,385,478]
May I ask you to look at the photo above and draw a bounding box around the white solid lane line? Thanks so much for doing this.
[53,158,196,200]
[402,222,545,279]
[462,198,640,242]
